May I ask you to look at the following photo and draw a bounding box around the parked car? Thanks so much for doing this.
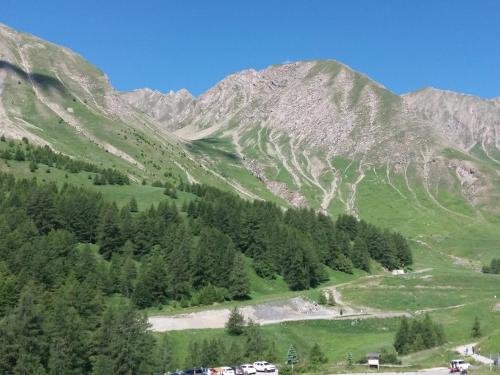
[253,362,276,373]
[449,360,470,373]
[213,367,235,375]
[202,369,215,375]
[183,368,204,375]
[231,366,244,375]
[240,364,257,375]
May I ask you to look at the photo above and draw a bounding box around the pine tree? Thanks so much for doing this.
[351,236,371,272]
[393,233,413,267]
[225,307,245,335]
[0,284,48,375]
[91,303,154,375]
[29,160,38,172]
[287,344,299,368]
[309,343,327,365]
[226,342,244,366]
[14,147,25,161]
[132,253,168,308]
[421,314,437,349]
[185,341,202,368]
[167,237,193,300]
[228,253,250,299]
[26,187,61,234]
[128,197,138,213]
[244,319,266,361]
[471,316,482,338]
[347,352,353,368]
[394,317,410,354]
[155,334,175,374]
[119,257,137,297]
[46,292,88,375]
[97,204,123,260]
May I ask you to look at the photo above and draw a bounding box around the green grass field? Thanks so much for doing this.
[3,145,500,371]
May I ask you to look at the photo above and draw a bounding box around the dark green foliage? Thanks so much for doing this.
[482,258,500,274]
[14,147,25,161]
[155,334,176,375]
[0,139,129,185]
[29,160,38,172]
[229,253,250,299]
[347,352,353,367]
[191,284,227,306]
[0,171,413,373]
[393,315,445,355]
[91,302,154,375]
[287,344,299,365]
[351,236,371,272]
[309,343,327,365]
[471,316,482,338]
[225,307,246,335]
[128,197,138,212]
[244,320,268,362]
[132,252,168,308]
[97,204,123,259]
[379,348,401,365]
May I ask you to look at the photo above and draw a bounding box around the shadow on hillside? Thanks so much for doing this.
[0,60,67,96]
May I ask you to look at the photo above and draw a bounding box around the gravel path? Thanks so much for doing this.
[149,293,410,332]
[455,343,494,365]
[149,270,443,332]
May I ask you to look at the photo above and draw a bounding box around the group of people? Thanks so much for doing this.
[464,346,479,356]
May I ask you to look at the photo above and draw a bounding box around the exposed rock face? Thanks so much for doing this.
[403,88,500,153]
[123,61,500,212]
[121,88,194,123]
[1,21,499,217]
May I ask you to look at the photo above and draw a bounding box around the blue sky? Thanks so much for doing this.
[2,1,499,97]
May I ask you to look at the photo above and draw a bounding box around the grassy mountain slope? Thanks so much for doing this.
[0,23,262,195]
[125,61,500,261]
[2,22,500,262]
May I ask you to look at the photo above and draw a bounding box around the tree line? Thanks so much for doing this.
[0,169,413,374]
[393,315,446,355]
[183,183,412,291]
[0,137,129,185]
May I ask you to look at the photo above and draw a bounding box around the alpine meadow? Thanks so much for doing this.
[0,12,499,375]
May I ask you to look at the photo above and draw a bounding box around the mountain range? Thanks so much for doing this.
[1,22,499,259]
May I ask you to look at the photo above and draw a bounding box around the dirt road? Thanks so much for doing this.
[149,295,409,332]
[149,270,444,332]
[336,368,448,375]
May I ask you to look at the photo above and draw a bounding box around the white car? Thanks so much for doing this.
[450,359,470,373]
[253,362,276,373]
[241,365,257,375]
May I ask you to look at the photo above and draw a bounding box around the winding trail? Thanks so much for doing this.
[455,343,494,365]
